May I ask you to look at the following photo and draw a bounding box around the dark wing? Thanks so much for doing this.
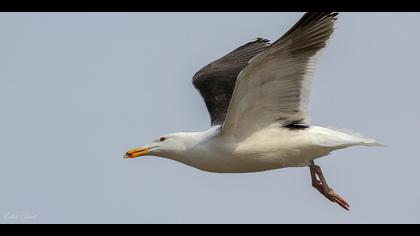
[192,38,271,126]
[222,12,338,139]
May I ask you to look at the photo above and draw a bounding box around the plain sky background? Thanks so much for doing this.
[0,12,419,224]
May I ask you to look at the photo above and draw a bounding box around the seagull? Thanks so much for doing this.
[125,12,382,210]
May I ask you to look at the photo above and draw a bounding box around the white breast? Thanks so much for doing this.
[181,126,334,173]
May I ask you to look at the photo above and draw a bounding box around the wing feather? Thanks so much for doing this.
[222,12,338,140]
[192,38,270,126]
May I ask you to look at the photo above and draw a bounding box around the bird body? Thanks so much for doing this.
[159,125,380,173]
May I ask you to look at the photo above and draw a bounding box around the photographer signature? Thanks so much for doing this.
[3,212,38,221]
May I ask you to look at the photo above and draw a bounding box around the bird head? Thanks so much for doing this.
[124,133,189,160]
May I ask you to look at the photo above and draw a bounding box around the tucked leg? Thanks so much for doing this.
[309,161,350,211]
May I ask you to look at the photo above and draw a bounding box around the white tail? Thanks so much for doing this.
[328,127,385,147]
[313,126,385,148]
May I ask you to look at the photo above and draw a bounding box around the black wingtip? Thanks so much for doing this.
[255,37,270,43]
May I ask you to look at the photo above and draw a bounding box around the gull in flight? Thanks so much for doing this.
[125,12,382,210]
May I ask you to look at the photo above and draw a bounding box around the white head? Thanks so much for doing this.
[124,133,194,161]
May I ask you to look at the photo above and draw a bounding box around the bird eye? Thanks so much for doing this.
[159,137,166,142]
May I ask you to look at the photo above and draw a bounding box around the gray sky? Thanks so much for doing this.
[0,12,419,224]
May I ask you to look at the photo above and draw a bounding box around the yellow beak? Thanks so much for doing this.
[124,147,150,159]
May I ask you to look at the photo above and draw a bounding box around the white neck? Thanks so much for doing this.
[153,126,221,161]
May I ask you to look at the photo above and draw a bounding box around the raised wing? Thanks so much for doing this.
[192,38,270,126]
[222,12,338,139]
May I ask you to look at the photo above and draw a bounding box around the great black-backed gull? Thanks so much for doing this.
[125,12,382,210]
